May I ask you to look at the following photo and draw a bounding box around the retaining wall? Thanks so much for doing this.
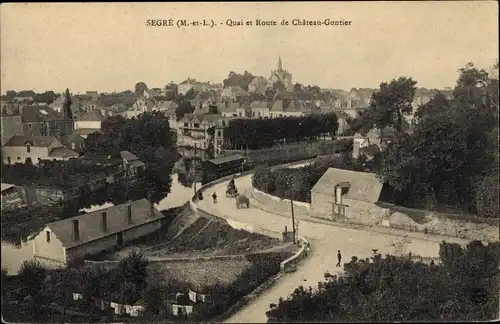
[252,188,310,217]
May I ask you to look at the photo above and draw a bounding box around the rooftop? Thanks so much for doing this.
[206,154,245,166]
[311,167,383,203]
[43,198,163,249]
[4,135,58,148]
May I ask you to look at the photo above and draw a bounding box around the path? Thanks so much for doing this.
[196,174,469,323]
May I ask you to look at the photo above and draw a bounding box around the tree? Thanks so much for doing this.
[118,250,149,303]
[414,92,451,120]
[18,260,47,305]
[63,88,73,120]
[352,77,417,134]
[135,82,148,96]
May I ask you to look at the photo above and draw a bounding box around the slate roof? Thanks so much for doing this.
[271,99,315,113]
[4,135,57,147]
[43,198,163,249]
[48,146,79,158]
[21,105,63,122]
[77,110,105,122]
[311,167,383,203]
[207,154,245,166]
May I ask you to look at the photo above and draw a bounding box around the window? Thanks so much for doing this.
[17,157,21,160]
[46,231,51,243]
[71,143,76,150]
[28,123,32,129]
[193,123,200,128]
[184,123,188,127]
[252,112,255,117]
[217,130,221,137]
[26,144,31,153]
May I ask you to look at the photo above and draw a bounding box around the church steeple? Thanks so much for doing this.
[278,55,282,71]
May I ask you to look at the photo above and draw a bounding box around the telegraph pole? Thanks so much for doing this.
[289,175,296,244]
[193,143,197,195]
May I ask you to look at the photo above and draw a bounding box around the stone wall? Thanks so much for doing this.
[252,188,310,217]
[386,211,499,242]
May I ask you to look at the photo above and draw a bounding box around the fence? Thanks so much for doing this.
[408,253,442,265]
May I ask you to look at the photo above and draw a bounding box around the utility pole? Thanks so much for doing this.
[193,143,197,195]
[289,176,296,244]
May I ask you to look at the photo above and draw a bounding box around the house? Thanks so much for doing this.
[2,135,79,165]
[120,151,146,179]
[74,128,100,139]
[156,100,179,130]
[86,91,99,100]
[269,99,318,118]
[221,101,240,117]
[310,168,386,225]
[221,86,247,100]
[20,105,74,137]
[178,78,196,95]
[1,115,23,145]
[75,110,105,130]
[249,101,272,119]
[31,198,167,268]
[248,76,269,94]
[202,154,245,184]
[50,96,65,113]
[59,134,86,153]
[335,110,351,135]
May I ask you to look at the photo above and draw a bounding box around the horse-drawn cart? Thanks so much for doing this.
[226,185,238,198]
[236,195,250,209]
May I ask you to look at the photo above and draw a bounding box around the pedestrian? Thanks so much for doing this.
[336,250,342,267]
[212,192,217,203]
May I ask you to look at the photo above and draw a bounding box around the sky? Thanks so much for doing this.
[1,2,498,94]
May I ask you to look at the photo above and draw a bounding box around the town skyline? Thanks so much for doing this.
[1,2,498,94]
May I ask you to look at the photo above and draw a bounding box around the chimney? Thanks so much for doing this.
[127,204,133,224]
[148,198,154,217]
[101,211,108,233]
[72,219,80,242]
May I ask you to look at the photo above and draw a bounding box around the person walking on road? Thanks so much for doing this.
[212,192,217,204]
[336,250,342,267]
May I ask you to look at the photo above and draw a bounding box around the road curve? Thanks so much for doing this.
[196,174,467,323]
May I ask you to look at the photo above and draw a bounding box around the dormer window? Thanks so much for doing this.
[26,144,31,153]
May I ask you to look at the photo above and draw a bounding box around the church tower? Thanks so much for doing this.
[278,55,282,71]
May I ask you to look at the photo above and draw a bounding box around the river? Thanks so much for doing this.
[1,173,200,275]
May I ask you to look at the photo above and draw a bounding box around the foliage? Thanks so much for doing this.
[117,251,150,304]
[83,112,178,203]
[63,88,73,120]
[135,82,148,96]
[267,241,499,322]
[18,260,48,304]
[350,77,417,134]
[224,113,339,150]
[376,62,499,214]
[223,71,255,91]
[175,100,195,121]
[252,153,368,202]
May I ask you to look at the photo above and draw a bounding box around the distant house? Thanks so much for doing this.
[86,91,99,100]
[120,151,146,179]
[270,99,318,118]
[75,110,105,130]
[59,134,86,153]
[310,168,385,225]
[335,110,351,135]
[353,126,401,158]
[49,96,65,113]
[20,105,74,137]
[250,101,272,119]
[2,135,78,165]
[31,198,167,268]
[220,101,240,117]
[202,154,245,184]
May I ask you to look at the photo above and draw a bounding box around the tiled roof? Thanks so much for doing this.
[44,198,163,249]
[4,135,57,147]
[77,110,105,122]
[311,167,383,203]
[21,105,63,122]
[48,146,79,158]
[207,154,245,166]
